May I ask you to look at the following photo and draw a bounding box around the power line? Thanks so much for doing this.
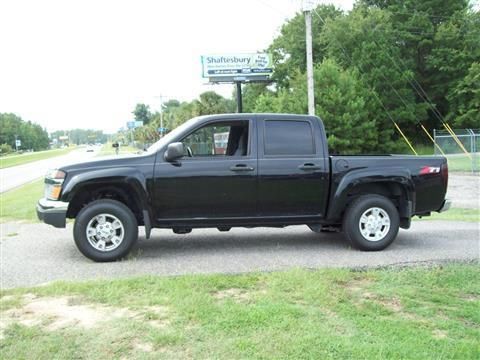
[312,7,419,154]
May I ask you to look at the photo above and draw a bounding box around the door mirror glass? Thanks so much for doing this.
[164,142,184,161]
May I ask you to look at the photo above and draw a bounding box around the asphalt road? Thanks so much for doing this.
[0,148,99,193]
[1,221,478,289]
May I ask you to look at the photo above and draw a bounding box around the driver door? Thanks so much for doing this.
[153,118,257,221]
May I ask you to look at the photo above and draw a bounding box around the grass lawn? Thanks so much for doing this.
[414,207,480,222]
[0,179,44,222]
[0,147,75,169]
[97,143,139,156]
[0,263,478,359]
[446,155,478,172]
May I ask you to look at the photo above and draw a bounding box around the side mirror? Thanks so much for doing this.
[164,142,184,162]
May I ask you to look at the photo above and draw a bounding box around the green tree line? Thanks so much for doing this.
[248,0,479,153]
[130,92,235,144]
[0,113,50,153]
[50,129,108,145]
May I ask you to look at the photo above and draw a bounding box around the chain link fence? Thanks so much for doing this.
[434,129,479,174]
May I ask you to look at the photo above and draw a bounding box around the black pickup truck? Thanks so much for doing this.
[37,114,450,261]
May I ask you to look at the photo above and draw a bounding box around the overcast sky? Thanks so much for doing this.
[0,0,354,133]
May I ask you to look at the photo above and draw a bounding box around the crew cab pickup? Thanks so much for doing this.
[37,114,450,261]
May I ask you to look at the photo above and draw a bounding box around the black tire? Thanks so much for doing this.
[73,199,138,262]
[343,195,400,251]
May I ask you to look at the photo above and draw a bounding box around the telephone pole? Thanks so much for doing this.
[303,0,315,115]
[155,95,166,137]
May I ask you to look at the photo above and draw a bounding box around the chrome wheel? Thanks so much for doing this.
[358,207,391,242]
[86,213,124,252]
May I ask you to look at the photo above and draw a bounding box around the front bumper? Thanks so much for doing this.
[36,198,68,228]
[438,199,452,213]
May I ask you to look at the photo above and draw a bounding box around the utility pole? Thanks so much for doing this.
[236,82,243,113]
[155,95,166,137]
[303,0,315,115]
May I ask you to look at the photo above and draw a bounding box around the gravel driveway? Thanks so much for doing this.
[447,173,479,209]
[1,220,478,289]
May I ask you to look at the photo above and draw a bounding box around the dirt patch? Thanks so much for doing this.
[213,288,251,303]
[432,329,448,339]
[0,294,171,337]
[133,340,154,352]
[461,294,479,302]
[344,278,374,293]
[378,297,403,313]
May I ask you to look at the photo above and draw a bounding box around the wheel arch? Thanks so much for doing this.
[63,168,153,236]
[327,168,415,228]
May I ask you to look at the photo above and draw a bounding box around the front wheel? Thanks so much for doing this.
[73,199,138,262]
[343,195,400,251]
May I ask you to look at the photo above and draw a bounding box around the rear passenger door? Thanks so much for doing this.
[257,116,329,218]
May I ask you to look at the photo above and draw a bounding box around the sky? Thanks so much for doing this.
[0,0,354,133]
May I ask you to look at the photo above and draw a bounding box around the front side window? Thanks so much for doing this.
[182,121,249,157]
[264,120,315,155]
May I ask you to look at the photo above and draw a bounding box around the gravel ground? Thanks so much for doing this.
[1,220,478,289]
[447,173,479,209]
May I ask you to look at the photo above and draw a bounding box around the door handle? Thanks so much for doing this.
[230,164,255,172]
[299,163,321,171]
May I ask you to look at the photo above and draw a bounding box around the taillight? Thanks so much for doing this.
[441,162,448,188]
[419,166,441,175]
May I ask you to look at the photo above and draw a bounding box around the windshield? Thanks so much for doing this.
[145,117,202,154]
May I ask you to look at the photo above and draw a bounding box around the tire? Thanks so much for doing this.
[343,195,400,251]
[73,199,138,262]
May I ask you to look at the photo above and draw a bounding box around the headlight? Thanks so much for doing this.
[45,169,66,200]
[46,169,66,180]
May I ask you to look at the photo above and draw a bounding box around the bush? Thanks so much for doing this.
[0,143,13,155]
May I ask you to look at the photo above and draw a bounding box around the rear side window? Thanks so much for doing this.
[264,120,315,155]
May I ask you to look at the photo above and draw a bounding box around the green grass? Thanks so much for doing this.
[1,264,478,359]
[414,207,480,222]
[0,179,44,222]
[447,155,478,172]
[0,147,75,169]
[97,143,138,156]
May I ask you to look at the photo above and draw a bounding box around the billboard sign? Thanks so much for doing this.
[127,121,143,129]
[201,53,273,81]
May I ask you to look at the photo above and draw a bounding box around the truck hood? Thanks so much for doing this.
[58,153,155,173]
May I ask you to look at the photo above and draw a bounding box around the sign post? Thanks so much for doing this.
[236,82,243,113]
[201,53,273,113]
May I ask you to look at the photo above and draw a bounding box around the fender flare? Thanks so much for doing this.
[326,167,415,221]
[61,167,153,238]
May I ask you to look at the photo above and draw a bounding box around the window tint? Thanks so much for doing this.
[264,120,314,155]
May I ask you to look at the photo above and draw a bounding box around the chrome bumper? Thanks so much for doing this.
[438,199,452,213]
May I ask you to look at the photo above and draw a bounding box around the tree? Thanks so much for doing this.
[358,0,476,130]
[132,103,152,125]
[0,113,50,151]
[321,7,428,145]
[447,62,480,128]
[192,91,235,115]
[268,5,343,89]
[255,60,380,154]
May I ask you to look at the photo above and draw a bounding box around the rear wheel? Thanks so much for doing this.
[343,195,399,251]
[73,199,138,262]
